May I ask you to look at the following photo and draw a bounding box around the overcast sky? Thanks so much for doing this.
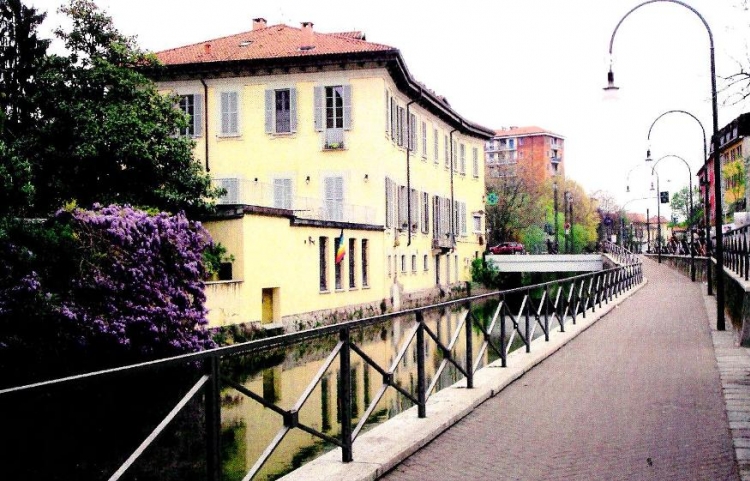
[27,0,750,216]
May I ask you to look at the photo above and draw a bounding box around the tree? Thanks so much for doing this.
[722,158,746,216]
[5,0,220,218]
[670,185,703,227]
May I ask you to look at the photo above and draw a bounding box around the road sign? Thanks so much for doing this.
[660,191,669,204]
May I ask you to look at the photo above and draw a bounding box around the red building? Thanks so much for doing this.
[484,126,564,180]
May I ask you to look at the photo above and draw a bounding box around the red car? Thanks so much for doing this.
[489,242,525,255]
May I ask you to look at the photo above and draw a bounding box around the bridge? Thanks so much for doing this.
[487,253,603,272]
[4,246,750,480]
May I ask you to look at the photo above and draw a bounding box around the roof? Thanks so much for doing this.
[155,24,393,65]
[148,22,494,139]
[492,126,564,139]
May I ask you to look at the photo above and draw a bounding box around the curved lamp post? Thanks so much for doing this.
[648,154,695,280]
[605,0,725,330]
[645,110,710,288]
[620,196,655,252]
[649,169,663,263]
[625,163,651,193]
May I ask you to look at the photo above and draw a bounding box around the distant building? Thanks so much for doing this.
[484,126,564,180]
[146,18,493,329]
[698,112,750,228]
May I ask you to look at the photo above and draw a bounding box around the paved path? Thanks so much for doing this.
[381,258,740,480]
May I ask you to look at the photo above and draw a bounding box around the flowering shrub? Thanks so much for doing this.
[0,205,215,384]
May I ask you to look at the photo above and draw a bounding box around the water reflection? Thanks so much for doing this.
[220,302,518,480]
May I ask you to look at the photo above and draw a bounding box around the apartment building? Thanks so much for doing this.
[148,19,493,329]
[485,126,564,180]
[698,112,750,227]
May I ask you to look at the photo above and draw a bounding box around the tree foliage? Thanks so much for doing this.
[1,0,220,218]
[670,185,703,227]
[0,205,215,385]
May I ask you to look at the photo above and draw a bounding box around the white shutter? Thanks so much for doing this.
[265,89,274,134]
[342,84,352,130]
[385,90,390,135]
[289,88,298,133]
[385,177,392,228]
[314,86,324,131]
[193,94,203,137]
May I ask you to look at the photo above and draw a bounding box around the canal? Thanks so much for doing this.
[220,297,539,480]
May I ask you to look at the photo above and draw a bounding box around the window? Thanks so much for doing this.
[422,192,429,234]
[508,138,515,149]
[319,237,328,291]
[385,177,394,228]
[421,121,427,158]
[410,188,419,232]
[324,177,344,221]
[178,94,203,137]
[433,128,439,163]
[452,142,458,172]
[349,238,356,288]
[408,113,417,151]
[459,143,466,175]
[423,254,429,271]
[398,185,407,228]
[397,106,406,147]
[518,137,524,146]
[401,255,406,272]
[444,135,449,168]
[220,91,239,136]
[411,254,417,272]
[273,178,292,209]
[265,88,297,134]
[361,239,369,287]
[334,236,343,290]
[314,85,351,148]
[473,214,482,233]
[387,255,391,277]
[472,147,479,177]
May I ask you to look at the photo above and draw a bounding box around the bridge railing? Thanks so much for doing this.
[601,240,641,266]
[0,263,643,481]
[724,226,750,281]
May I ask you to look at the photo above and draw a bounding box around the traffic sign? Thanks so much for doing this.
[660,191,669,204]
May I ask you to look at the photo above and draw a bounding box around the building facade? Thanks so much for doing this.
[698,112,750,228]
[149,19,492,329]
[485,126,564,179]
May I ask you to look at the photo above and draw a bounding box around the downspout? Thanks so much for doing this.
[449,125,460,248]
[200,79,210,172]
[406,87,422,246]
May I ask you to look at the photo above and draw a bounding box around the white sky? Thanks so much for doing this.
[26,0,750,217]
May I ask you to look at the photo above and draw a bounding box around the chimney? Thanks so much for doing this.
[253,17,267,30]
[300,21,314,49]
[203,43,211,55]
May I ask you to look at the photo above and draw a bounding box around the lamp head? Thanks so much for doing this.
[650,181,655,191]
[603,69,620,92]
[645,149,653,162]
[626,185,630,193]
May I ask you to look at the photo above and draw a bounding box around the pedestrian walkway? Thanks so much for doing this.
[380,258,740,480]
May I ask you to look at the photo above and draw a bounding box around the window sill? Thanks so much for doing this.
[271,131,296,137]
[320,289,330,294]
[217,134,242,140]
[323,145,347,151]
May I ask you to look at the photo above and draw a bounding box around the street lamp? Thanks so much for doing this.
[553,181,559,254]
[647,154,695,281]
[646,109,708,287]
[649,169,663,264]
[606,0,725,330]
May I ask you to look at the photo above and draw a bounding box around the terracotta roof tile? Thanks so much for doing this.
[155,24,394,65]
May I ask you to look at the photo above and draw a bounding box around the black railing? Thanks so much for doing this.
[601,239,642,266]
[724,226,750,281]
[0,262,643,481]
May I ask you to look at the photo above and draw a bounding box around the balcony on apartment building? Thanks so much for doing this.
[213,177,376,225]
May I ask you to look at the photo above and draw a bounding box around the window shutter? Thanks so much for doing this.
[314,86,324,131]
[385,90,390,135]
[385,177,392,228]
[221,92,229,134]
[342,84,352,130]
[265,89,274,133]
[289,88,298,133]
[390,98,397,142]
[273,179,283,208]
[193,94,203,137]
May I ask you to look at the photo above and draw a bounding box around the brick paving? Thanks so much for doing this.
[380,257,740,481]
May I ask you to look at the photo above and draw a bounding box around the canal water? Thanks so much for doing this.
[220,299,538,480]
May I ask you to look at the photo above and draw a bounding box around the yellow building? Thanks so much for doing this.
[151,19,493,329]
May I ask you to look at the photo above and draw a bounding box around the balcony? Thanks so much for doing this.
[212,178,375,225]
[550,156,562,164]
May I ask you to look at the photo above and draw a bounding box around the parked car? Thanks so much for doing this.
[489,242,525,255]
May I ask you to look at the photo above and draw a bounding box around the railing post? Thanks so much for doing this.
[465,304,474,388]
[339,328,353,462]
[416,311,426,418]
[558,284,566,330]
[744,236,749,281]
[205,356,222,481]
[499,295,507,368]
[571,281,577,325]
[544,286,550,341]
[525,290,531,353]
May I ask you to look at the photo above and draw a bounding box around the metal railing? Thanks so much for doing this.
[724,226,750,281]
[0,262,642,481]
[601,239,641,266]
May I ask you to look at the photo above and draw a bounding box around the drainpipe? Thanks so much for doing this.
[449,125,460,248]
[200,79,210,172]
[406,87,422,246]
